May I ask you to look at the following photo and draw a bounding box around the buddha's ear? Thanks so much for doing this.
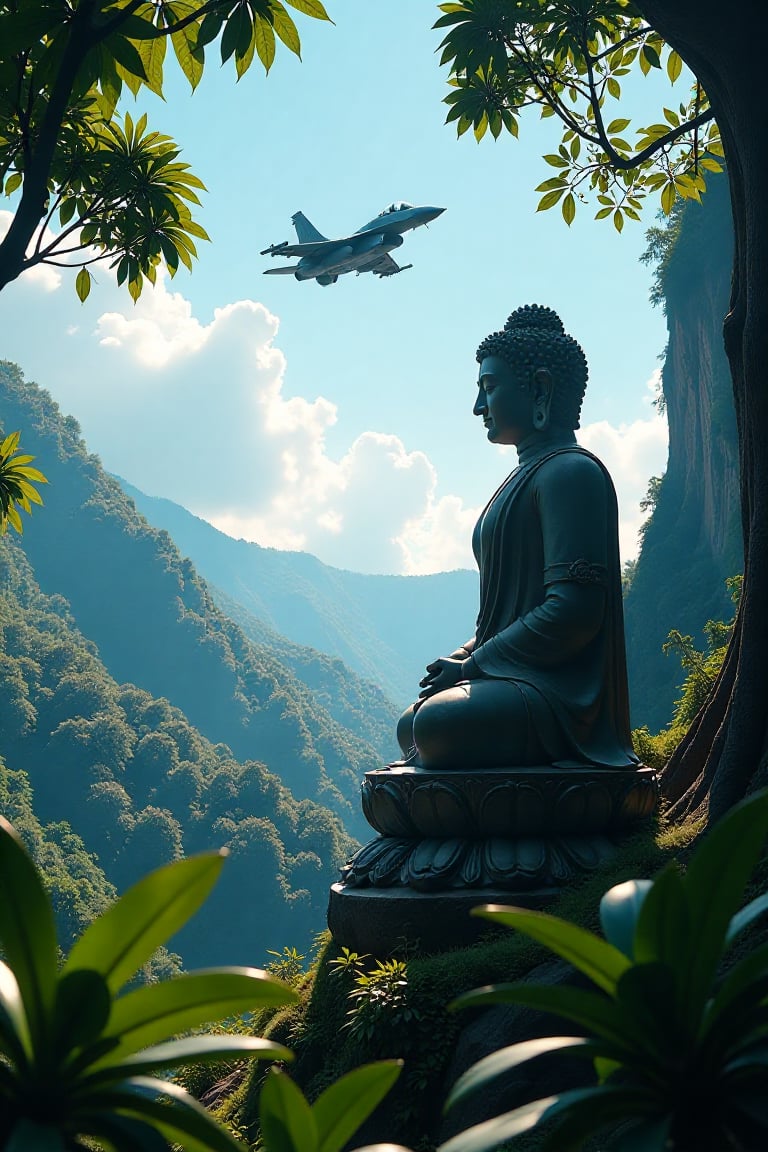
[532,367,553,429]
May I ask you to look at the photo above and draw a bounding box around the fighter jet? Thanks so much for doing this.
[260,201,445,286]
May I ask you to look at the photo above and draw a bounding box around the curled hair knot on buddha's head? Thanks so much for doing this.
[476,304,589,430]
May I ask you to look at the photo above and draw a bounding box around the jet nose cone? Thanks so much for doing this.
[420,206,446,223]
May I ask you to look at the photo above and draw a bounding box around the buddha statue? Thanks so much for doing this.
[395,303,638,773]
[327,305,657,954]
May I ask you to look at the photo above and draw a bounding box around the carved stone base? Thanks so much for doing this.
[327,883,561,955]
[327,764,658,954]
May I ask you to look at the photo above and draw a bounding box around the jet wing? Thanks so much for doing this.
[263,265,301,275]
[260,239,344,258]
[357,253,411,277]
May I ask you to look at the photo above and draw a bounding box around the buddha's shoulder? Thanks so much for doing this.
[535,447,607,486]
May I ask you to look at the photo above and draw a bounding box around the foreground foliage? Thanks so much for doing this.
[0,813,403,1151]
[0,430,47,535]
[435,0,722,230]
[0,813,298,1150]
[444,790,768,1151]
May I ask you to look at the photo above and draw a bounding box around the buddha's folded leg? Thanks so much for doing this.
[412,678,564,769]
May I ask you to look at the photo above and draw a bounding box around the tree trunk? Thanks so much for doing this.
[637,1,768,821]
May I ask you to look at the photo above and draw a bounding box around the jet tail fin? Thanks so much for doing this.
[291,212,327,243]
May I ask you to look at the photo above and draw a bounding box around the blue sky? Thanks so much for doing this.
[0,0,675,574]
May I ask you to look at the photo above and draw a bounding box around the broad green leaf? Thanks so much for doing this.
[660,182,675,214]
[472,905,630,994]
[608,1116,672,1151]
[725,892,768,947]
[446,1037,593,1111]
[633,866,688,972]
[283,0,332,19]
[537,188,565,211]
[272,4,302,56]
[64,851,226,993]
[75,267,91,302]
[0,816,58,1053]
[0,959,30,1063]
[101,967,296,1061]
[5,171,22,195]
[260,1067,318,1152]
[613,963,680,1061]
[451,980,640,1056]
[682,790,768,1027]
[52,968,111,1056]
[701,943,768,1043]
[562,192,575,225]
[313,1061,402,1152]
[97,1076,243,1152]
[75,1113,169,1152]
[666,50,683,83]
[538,1085,660,1151]
[600,879,652,958]
[438,1095,560,1152]
[81,1034,292,1083]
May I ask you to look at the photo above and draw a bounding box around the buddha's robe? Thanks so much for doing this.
[467,433,638,769]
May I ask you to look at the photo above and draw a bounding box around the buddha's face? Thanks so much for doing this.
[474,355,534,446]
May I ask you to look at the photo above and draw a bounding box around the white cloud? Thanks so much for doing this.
[0,252,667,575]
[579,369,668,563]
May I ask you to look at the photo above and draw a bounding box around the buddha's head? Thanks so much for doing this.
[474,305,588,444]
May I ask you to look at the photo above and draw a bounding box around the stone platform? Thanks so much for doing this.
[326,764,658,953]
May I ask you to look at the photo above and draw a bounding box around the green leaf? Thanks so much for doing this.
[272,4,302,56]
[537,188,565,211]
[101,967,297,1061]
[600,879,652,958]
[283,0,332,19]
[606,118,630,134]
[472,905,630,994]
[0,959,30,1063]
[562,192,575,225]
[52,968,111,1055]
[82,1034,292,1083]
[446,1038,593,1112]
[439,1098,564,1152]
[543,153,569,168]
[660,182,676,214]
[726,892,768,947]
[313,1061,402,1152]
[96,1077,243,1152]
[614,209,624,232]
[4,171,22,196]
[75,267,91,302]
[253,16,277,74]
[633,866,688,971]
[260,1068,318,1152]
[666,50,683,83]
[641,44,661,70]
[64,851,226,994]
[537,1086,660,1151]
[0,816,58,1053]
[683,790,768,1027]
[451,982,635,1051]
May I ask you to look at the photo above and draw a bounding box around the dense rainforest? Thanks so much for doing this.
[119,478,478,709]
[0,360,425,967]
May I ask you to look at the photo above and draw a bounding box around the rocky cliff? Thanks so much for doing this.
[624,175,743,731]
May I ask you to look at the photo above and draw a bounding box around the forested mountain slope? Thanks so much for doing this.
[1,360,389,835]
[118,479,479,709]
[624,175,742,731]
[0,539,354,968]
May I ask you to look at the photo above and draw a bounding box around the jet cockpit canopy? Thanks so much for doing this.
[378,201,414,216]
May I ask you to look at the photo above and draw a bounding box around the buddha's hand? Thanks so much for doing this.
[418,657,465,699]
